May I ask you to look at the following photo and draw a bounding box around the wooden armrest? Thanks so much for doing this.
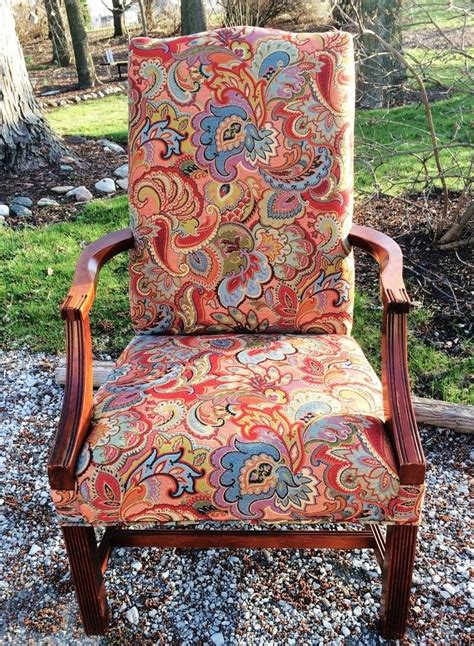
[48,228,135,490]
[350,224,425,485]
[61,228,134,321]
[348,224,411,313]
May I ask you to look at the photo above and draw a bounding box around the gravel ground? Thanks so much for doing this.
[0,350,472,645]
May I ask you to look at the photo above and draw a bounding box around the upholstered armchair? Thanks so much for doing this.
[49,27,425,639]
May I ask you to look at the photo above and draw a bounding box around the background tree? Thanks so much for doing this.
[44,0,72,67]
[136,0,149,35]
[64,0,96,88]
[111,0,126,37]
[181,0,206,35]
[0,0,69,171]
[335,0,405,108]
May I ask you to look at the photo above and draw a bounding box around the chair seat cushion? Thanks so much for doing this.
[52,334,424,525]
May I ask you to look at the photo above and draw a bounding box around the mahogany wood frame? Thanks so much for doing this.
[48,224,425,640]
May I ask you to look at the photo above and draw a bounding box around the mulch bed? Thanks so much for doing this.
[353,195,472,347]
[0,137,128,227]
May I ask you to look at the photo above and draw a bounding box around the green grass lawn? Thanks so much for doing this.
[0,196,471,403]
[402,0,474,31]
[48,95,129,144]
[48,92,473,196]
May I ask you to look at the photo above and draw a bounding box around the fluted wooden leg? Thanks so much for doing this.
[62,525,109,635]
[381,524,418,640]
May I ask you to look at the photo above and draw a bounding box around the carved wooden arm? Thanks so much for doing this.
[48,228,135,490]
[349,224,425,485]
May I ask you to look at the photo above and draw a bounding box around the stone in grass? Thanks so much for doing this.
[60,164,74,172]
[0,204,9,216]
[114,163,128,178]
[95,178,116,194]
[12,196,33,207]
[66,186,93,202]
[29,544,42,556]
[126,606,139,625]
[10,203,32,217]
[37,198,59,207]
[98,138,125,154]
[51,185,74,195]
[116,178,128,191]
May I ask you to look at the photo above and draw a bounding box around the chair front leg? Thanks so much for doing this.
[62,525,109,635]
[381,524,418,640]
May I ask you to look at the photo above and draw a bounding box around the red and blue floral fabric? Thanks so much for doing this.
[52,28,425,526]
[127,27,355,335]
[52,334,424,525]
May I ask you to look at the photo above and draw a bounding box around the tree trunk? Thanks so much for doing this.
[358,0,405,108]
[144,0,154,32]
[181,0,206,35]
[112,0,125,37]
[136,0,148,36]
[44,0,72,66]
[64,0,96,89]
[0,0,70,171]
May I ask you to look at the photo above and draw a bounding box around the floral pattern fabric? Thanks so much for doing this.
[52,334,424,526]
[128,27,356,336]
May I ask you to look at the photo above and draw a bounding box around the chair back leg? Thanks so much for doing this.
[62,525,109,635]
[381,524,418,640]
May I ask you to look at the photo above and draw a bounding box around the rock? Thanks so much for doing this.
[116,178,128,191]
[432,574,441,584]
[0,215,6,226]
[37,198,59,207]
[210,632,225,646]
[0,205,9,217]
[442,583,456,597]
[29,544,42,556]
[60,156,76,164]
[66,186,93,202]
[126,606,139,625]
[51,185,74,195]
[114,163,128,178]
[131,560,142,571]
[95,178,116,194]
[10,204,32,217]
[98,138,125,154]
[12,196,33,207]
[60,164,74,172]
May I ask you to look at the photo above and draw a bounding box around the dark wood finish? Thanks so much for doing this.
[381,525,419,640]
[349,224,410,313]
[98,527,115,575]
[110,528,377,550]
[62,526,109,635]
[48,228,134,490]
[370,525,386,570]
[350,224,426,485]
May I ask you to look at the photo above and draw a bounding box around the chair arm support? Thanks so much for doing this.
[61,228,135,321]
[348,224,411,314]
[48,228,135,490]
[349,224,425,485]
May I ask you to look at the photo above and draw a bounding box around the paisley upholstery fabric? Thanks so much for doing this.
[128,27,356,336]
[52,334,424,526]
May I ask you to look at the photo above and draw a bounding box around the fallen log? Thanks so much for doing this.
[54,359,473,434]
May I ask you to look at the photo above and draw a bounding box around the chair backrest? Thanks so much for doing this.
[128,27,355,336]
